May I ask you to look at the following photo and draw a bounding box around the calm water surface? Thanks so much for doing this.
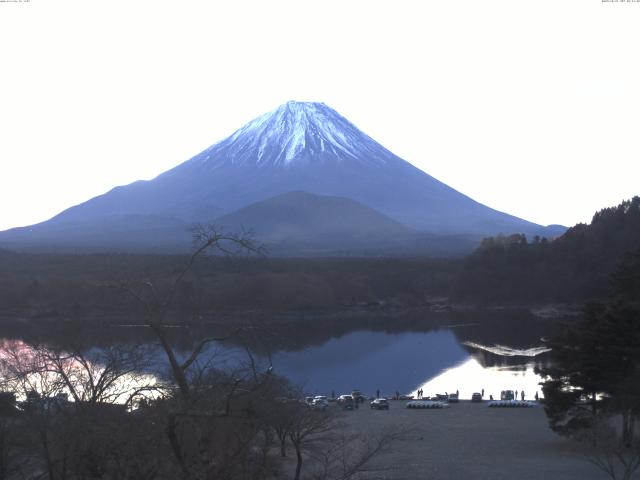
[210,329,547,400]
[0,319,550,401]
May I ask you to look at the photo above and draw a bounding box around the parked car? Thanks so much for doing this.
[448,393,459,403]
[351,390,368,404]
[370,398,390,410]
[311,398,329,409]
[471,392,483,403]
[337,395,354,410]
[501,390,515,401]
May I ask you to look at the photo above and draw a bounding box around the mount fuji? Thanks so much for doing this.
[0,101,564,254]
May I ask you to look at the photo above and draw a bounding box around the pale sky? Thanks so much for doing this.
[1,0,639,231]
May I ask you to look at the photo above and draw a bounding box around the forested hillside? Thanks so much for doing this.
[456,197,640,303]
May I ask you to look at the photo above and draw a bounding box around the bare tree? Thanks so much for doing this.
[41,344,157,406]
[0,393,23,480]
[0,341,67,401]
[282,402,410,480]
[113,224,281,479]
[307,427,409,480]
[0,340,164,480]
[578,419,640,480]
[288,407,335,480]
[118,224,264,402]
[0,340,68,480]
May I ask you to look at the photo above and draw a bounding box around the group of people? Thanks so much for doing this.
[511,390,539,401]
[488,390,540,401]
[412,388,540,402]
[333,388,541,402]
[512,390,540,401]
[415,388,458,400]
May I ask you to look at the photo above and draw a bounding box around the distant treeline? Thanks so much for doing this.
[0,252,457,325]
[0,197,638,326]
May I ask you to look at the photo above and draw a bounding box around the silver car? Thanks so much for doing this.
[370,398,390,410]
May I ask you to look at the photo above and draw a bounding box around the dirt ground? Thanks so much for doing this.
[338,400,603,480]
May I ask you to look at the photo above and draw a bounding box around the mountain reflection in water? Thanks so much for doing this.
[415,358,544,400]
[239,329,547,399]
[0,317,551,401]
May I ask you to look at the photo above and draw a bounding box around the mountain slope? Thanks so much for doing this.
[0,215,191,253]
[0,191,480,256]
[214,191,419,254]
[0,101,563,253]
[217,191,410,236]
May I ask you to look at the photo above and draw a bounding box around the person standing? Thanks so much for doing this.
[535,391,539,402]
[376,389,380,399]
[481,388,484,398]
[521,390,525,401]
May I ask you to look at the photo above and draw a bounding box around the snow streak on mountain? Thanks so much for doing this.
[194,101,396,168]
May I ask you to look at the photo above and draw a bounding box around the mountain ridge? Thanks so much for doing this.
[0,101,565,254]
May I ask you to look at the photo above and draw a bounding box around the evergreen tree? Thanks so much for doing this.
[538,250,640,465]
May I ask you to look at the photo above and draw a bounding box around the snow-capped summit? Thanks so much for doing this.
[194,101,395,168]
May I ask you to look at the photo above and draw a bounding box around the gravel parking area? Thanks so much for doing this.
[339,400,601,480]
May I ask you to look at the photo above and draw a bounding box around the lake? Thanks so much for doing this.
[0,312,553,402]
[204,327,549,400]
